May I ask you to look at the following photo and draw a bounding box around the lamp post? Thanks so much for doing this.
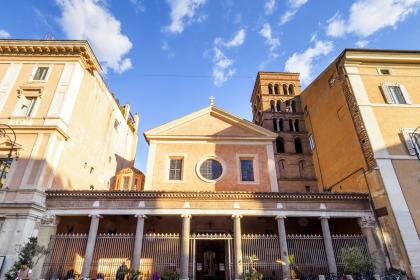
[0,124,17,188]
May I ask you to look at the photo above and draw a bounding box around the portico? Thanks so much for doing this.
[38,190,386,280]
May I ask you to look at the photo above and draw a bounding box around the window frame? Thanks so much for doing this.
[401,128,420,156]
[167,155,185,182]
[196,155,226,183]
[377,68,392,76]
[236,154,259,184]
[380,83,412,105]
[13,93,40,118]
[28,64,53,83]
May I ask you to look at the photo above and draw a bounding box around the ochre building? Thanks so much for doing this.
[301,49,420,278]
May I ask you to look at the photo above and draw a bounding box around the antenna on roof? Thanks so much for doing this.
[43,32,55,40]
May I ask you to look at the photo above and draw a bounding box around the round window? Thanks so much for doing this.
[199,159,223,181]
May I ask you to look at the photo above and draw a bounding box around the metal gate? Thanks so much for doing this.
[332,234,369,274]
[140,233,180,280]
[89,233,135,279]
[287,234,329,276]
[42,234,88,279]
[242,234,283,279]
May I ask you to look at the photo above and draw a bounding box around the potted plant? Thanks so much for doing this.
[341,247,375,280]
[244,255,263,280]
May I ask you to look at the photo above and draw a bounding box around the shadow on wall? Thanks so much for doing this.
[2,154,134,192]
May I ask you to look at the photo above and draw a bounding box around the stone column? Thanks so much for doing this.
[276,216,291,280]
[358,216,387,274]
[320,217,337,274]
[81,214,101,279]
[132,214,146,272]
[233,215,243,280]
[180,214,191,280]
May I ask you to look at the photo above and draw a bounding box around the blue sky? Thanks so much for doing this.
[1,0,420,171]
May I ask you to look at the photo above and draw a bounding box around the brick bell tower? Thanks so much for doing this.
[251,72,317,192]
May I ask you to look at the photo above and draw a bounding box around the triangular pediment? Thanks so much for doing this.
[144,106,277,142]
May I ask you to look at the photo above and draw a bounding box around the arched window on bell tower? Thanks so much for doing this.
[276,137,285,153]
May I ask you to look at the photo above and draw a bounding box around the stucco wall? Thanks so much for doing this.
[301,65,368,192]
[149,142,272,192]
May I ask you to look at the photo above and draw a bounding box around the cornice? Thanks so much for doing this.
[0,40,100,72]
[45,190,369,201]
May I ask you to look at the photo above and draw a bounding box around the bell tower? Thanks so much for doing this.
[251,72,317,192]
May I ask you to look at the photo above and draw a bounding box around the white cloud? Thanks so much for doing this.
[219,29,246,48]
[356,40,369,47]
[0,29,11,39]
[264,0,276,15]
[161,40,175,57]
[56,0,133,74]
[165,0,207,34]
[210,29,245,86]
[212,47,235,86]
[280,0,308,24]
[259,23,280,58]
[326,12,346,37]
[327,0,420,38]
[284,40,333,84]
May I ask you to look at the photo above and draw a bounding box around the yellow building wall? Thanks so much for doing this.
[301,65,368,192]
[0,52,138,191]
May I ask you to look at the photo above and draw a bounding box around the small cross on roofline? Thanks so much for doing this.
[209,96,215,106]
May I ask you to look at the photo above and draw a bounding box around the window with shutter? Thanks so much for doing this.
[401,128,420,156]
[381,84,412,105]
[33,67,49,81]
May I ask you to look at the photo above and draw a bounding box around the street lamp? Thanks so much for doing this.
[0,124,18,188]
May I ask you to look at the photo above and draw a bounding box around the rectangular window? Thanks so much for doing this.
[0,158,12,188]
[378,68,391,75]
[401,128,420,156]
[169,158,183,180]
[240,159,254,182]
[33,67,49,81]
[16,96,37,117]
[381,84,411,105]
[122,176,130,190]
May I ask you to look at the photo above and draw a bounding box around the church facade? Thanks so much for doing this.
[0,39,408,280]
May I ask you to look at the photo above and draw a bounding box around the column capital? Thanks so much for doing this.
[319,216,330,220]
[275,215,286,220]
[181,214,192,219]
[88,213,103,219]
[358,216,377,228]
[232,214,243,219]
[135,214,147,219]
[40,214,60,226]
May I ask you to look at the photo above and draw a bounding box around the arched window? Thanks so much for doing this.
[289,119,294,131]
[294,119,300,132]
[279,119,284,131]
[291,101,297,113]
[276,100,281,112]
[289,84,295,95]
[276,138,285,153]
[285,100,291,112]
[273,118,278,131]
[274,84,280,95]
[294,138,303,154]
[268,84,274,94]
[298,160,305,177]
[283,84,288,95]
[270,100,275,112]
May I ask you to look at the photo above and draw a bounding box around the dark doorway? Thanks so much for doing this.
[195,240,227,280]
